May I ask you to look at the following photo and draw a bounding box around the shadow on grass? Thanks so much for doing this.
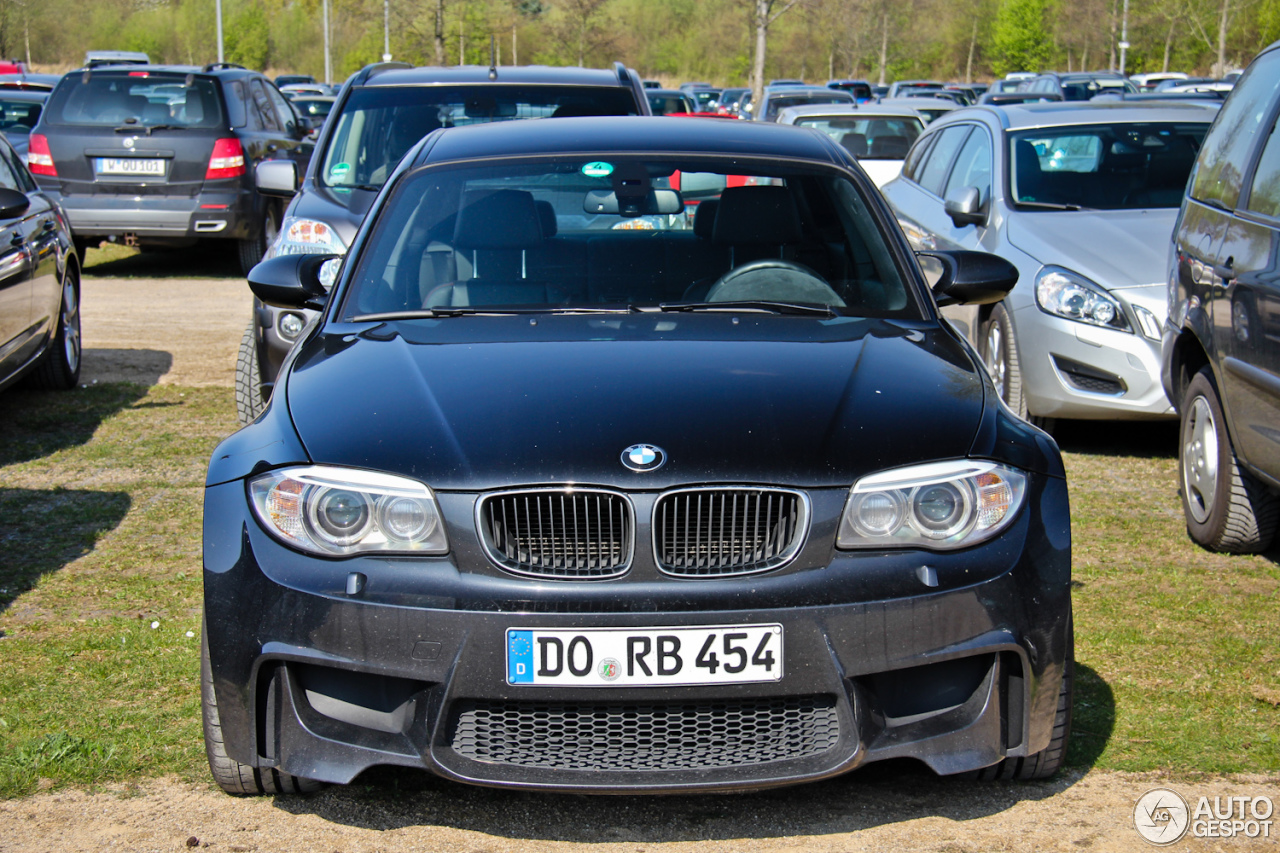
[81,242,243,279]
[1052,420,1179,459]
[78,348,173,389]
[0,487,131,617]
[0,384,153,467]
[1067,662,1116,770]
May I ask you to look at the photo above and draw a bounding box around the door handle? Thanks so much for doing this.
[266,144,278,154]
[41,219,55,232]
[9,231,21,246]
[1212,256,1235,282]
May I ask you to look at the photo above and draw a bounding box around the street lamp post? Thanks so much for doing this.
[323,0,331,83]
[383,0,391,62]
[1118,0,1130,75]
[215,0,224,63]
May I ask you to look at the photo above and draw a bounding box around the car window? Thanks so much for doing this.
[915,125,970,195]
[320,85,642,190]
[1010,122,1207,209]
[341,157,916,320]
[44,71,225,128]
[249,80,281,131]
[1190,48,1280,210]
[264,82,297,132]
[1245,110,1280,219]
[0,146,20,191]
[0,143,34,191]
[944,126,992,205]
[0,98,40,134]
[901,132,934,180]
[795,117,923,159]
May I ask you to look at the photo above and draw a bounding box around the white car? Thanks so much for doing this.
[775,103,925,187]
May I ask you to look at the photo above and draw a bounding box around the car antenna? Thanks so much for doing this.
[489,36,497,80]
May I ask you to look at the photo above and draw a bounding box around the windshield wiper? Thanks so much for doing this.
[1015,200,1088,211]
[114,123,182,135]
[658,300,837,316]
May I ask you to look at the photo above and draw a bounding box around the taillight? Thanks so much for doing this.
[205,138,245,180]
[27,133,55,177]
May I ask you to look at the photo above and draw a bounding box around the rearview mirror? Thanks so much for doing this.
[944,186,986,228]
[918,250,1018,307]
[583,189,682,217]
[256,160,298,197]
[248,254,336,309]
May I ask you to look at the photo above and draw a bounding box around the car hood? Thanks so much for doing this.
[1006,208,1178,290]
[284,315,988,491]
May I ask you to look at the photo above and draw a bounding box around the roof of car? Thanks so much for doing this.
[70,63,261,79]
[876,97,958,110]
[361,64,635,88]
[979,99,1222,128]
[415,115,844,167]
[776,104,924,122]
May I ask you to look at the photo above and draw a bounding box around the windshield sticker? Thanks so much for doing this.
[329,162,352,180]
[582,161,614,178]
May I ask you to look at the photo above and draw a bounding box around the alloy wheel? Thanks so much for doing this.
[1182,395,1218,524]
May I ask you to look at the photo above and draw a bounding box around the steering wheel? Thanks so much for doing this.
[704,259,845,306]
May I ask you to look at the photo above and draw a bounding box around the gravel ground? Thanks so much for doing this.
[5,272,1277,852]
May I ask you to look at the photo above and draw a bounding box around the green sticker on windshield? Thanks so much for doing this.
[582,161,614,178]
[329,162,351,179]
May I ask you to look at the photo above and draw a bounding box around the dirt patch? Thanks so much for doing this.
[0,770,1277,852]
[78,277,252,388]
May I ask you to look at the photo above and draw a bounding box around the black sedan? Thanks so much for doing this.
[202,116,1073,795]
[0,131,79,393]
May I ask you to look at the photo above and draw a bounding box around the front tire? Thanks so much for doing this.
[201,621,321,795]
[978,303,1055,435]
[1179,367,1279,553]
[238,200,279,276]
[234,319,268,425]
[27,263,82,390]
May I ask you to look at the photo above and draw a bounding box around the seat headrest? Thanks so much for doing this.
[712,186,803,245]
[693,198,719,240]
[535,200,557,238]
[841,132,868,157]
[1014,139,1043,198]
[454,190,543,250]
[869,135,909,158]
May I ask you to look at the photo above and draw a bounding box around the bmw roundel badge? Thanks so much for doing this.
[621,443,666,472]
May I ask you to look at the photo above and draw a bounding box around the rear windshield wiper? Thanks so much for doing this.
[114,124,182,135]
[1014,200,1088,211]
[658,300,837,316]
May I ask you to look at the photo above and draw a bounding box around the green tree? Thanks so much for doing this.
[992,0,1051,75]
[225,0,270,70]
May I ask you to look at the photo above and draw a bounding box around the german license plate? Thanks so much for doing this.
[95,157,166,177]
[506,624,783,687]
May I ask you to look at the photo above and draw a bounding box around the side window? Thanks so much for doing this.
[1191,48,1280,209]
[916,125,971,196]
[0,149,20,191]
[944,127,992,206]
[901,132,935,181]
[0,144,35,192]
[249,80,281,132]
[1245,113,1280,219]
[264,82,297,133]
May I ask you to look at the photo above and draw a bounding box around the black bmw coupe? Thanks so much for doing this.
[201,116,1073,795]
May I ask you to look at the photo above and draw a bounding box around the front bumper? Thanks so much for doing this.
[1014,302,1173,420]
[203,475,1071,792]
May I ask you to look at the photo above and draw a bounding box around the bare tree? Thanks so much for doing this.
[749,0,800,109]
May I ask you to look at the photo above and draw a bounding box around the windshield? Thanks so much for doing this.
[0,98,41,134]
[796,116,922,159]
[1010,122,1208,209]
[320,85,641,190]
[341,156,914,320]
[764,93,853,120]
[45,72,224,128]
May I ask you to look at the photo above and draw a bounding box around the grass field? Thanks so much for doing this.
[0,382,1277,798]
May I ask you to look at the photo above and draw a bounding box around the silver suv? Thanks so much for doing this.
[881,101,1218,431]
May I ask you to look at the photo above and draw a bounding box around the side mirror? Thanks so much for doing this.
[918,250,1018,307]
[248,254,338,309]
[944,186,986,228]
[256,159,298,198]
[0,186,31,219]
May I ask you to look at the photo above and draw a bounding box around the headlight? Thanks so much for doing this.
[837,460,1027,551]
[248,466,448,556]
[267,216,348,258]
[1035,267,1129,332]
